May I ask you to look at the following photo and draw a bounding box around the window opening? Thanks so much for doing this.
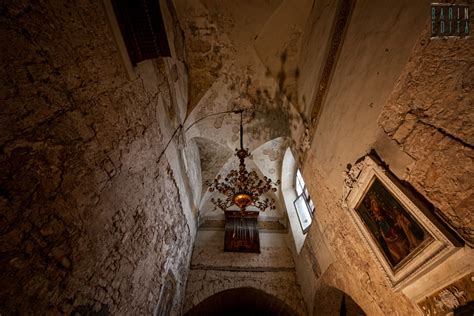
[294,169,314,233]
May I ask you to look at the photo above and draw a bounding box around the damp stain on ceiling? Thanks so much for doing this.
[177,0,313,222]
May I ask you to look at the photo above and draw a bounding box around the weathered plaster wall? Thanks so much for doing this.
[182,138,204,208]
[297,0,338,118]
[184,230,306,315]
[379,29,474,245]
[305,0,430,194]
[0,1,194,314]
[254,0,313,110]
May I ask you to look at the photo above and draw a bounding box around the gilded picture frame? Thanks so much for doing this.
[342,155,461,290]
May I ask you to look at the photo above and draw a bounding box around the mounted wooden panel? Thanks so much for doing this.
[224,211,260,253]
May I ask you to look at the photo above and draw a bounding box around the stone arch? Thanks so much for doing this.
[185,287,299,316]
[183,274,306,315]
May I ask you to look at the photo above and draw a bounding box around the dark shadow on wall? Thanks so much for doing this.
[185,287,297,316]
[313,284,365,316]
[71,304,109,316]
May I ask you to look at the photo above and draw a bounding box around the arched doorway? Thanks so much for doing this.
[185,287,298,316]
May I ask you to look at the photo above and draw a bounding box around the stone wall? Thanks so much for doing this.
[184,230,306,315]
[0,1,193,314]
[301,162,420,315]
[185,270,305,315]
[379,29,474,245]
[288,0,474,314]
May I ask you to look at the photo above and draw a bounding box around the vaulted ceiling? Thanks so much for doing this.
[174,0,314,223]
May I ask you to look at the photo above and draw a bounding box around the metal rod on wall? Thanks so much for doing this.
[240,110,243,150]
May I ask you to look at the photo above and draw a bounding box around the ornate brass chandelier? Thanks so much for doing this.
[206,110,280,214]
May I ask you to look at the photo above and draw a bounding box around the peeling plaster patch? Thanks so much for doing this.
[263,148,281,161]
[213,115,224,129]
[250,126,261,141]
[194,137,233,191]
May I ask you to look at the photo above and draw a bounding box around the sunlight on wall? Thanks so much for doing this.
[281,148,307,253]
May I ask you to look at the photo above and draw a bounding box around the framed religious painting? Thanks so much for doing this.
[342,155,461,290]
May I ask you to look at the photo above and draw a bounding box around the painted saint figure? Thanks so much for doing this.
[367,194,424,265]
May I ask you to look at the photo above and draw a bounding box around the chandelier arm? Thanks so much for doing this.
[205,109,282,215]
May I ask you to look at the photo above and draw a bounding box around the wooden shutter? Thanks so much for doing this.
[112,0,171,65]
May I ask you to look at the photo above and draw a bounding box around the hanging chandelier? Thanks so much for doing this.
[206,110,280,214]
